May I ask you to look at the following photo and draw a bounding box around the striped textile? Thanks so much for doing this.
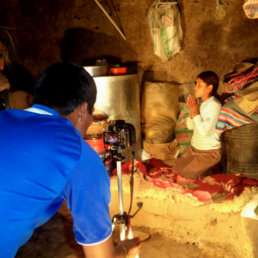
[224,93,240,103]
[216,107,254,133]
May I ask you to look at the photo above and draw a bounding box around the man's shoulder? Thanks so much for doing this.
[36,115,82,152]
[3,109,82,156]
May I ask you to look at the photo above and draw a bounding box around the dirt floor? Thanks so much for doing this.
[16,213,216,258]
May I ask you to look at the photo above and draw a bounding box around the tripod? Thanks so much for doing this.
[106,150,142,257]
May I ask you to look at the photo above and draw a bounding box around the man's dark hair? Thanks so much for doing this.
[197,71,219,97]
[32,62,96,115]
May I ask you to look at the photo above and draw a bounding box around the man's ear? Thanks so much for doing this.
[78,102,88,121]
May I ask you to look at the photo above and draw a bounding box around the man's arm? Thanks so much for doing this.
[65,143,141,258]
[82,236,140,258]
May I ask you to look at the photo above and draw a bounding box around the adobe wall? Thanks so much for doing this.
[0,0,258,86]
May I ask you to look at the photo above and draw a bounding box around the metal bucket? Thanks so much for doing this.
[93,74,141,159]
[223,123,258,179]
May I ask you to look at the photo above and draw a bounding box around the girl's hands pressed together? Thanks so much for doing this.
[187,95,200,118]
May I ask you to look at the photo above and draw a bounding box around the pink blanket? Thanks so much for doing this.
[113,158,258,203]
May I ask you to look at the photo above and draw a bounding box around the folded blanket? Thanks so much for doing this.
[234,81,258,115]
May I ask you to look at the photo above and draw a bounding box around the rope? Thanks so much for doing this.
[226,67,258,93]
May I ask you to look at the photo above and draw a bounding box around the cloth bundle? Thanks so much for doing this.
[147,0,183,61]
[217,60,258,133]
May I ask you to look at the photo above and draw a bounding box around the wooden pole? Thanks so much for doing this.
[94,0,127,40]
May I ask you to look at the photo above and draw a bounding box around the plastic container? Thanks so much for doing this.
[110,67,127,75]
[85,135,105,159]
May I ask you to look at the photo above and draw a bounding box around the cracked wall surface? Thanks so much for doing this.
[0,0,257,85]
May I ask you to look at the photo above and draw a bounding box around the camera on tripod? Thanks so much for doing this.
[103,120,136,150]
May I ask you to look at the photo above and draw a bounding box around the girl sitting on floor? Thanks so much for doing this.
[173,71,222,179]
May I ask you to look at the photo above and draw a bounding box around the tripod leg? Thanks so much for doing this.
[120,223,126,241]
[116,160,124,215]
[116,160,127,241]
[127,225,140,258]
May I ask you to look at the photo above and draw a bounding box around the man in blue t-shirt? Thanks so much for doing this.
[0,62,140,257]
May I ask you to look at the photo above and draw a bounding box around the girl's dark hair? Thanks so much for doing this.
[32,62,96,116]
[197,71,220,100]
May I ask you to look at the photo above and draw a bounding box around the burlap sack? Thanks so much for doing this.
[141,82,179,143]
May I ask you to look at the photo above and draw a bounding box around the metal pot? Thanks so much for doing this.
[83,65,108,76]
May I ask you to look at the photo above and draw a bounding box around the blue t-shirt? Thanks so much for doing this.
[0,104,112,257]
